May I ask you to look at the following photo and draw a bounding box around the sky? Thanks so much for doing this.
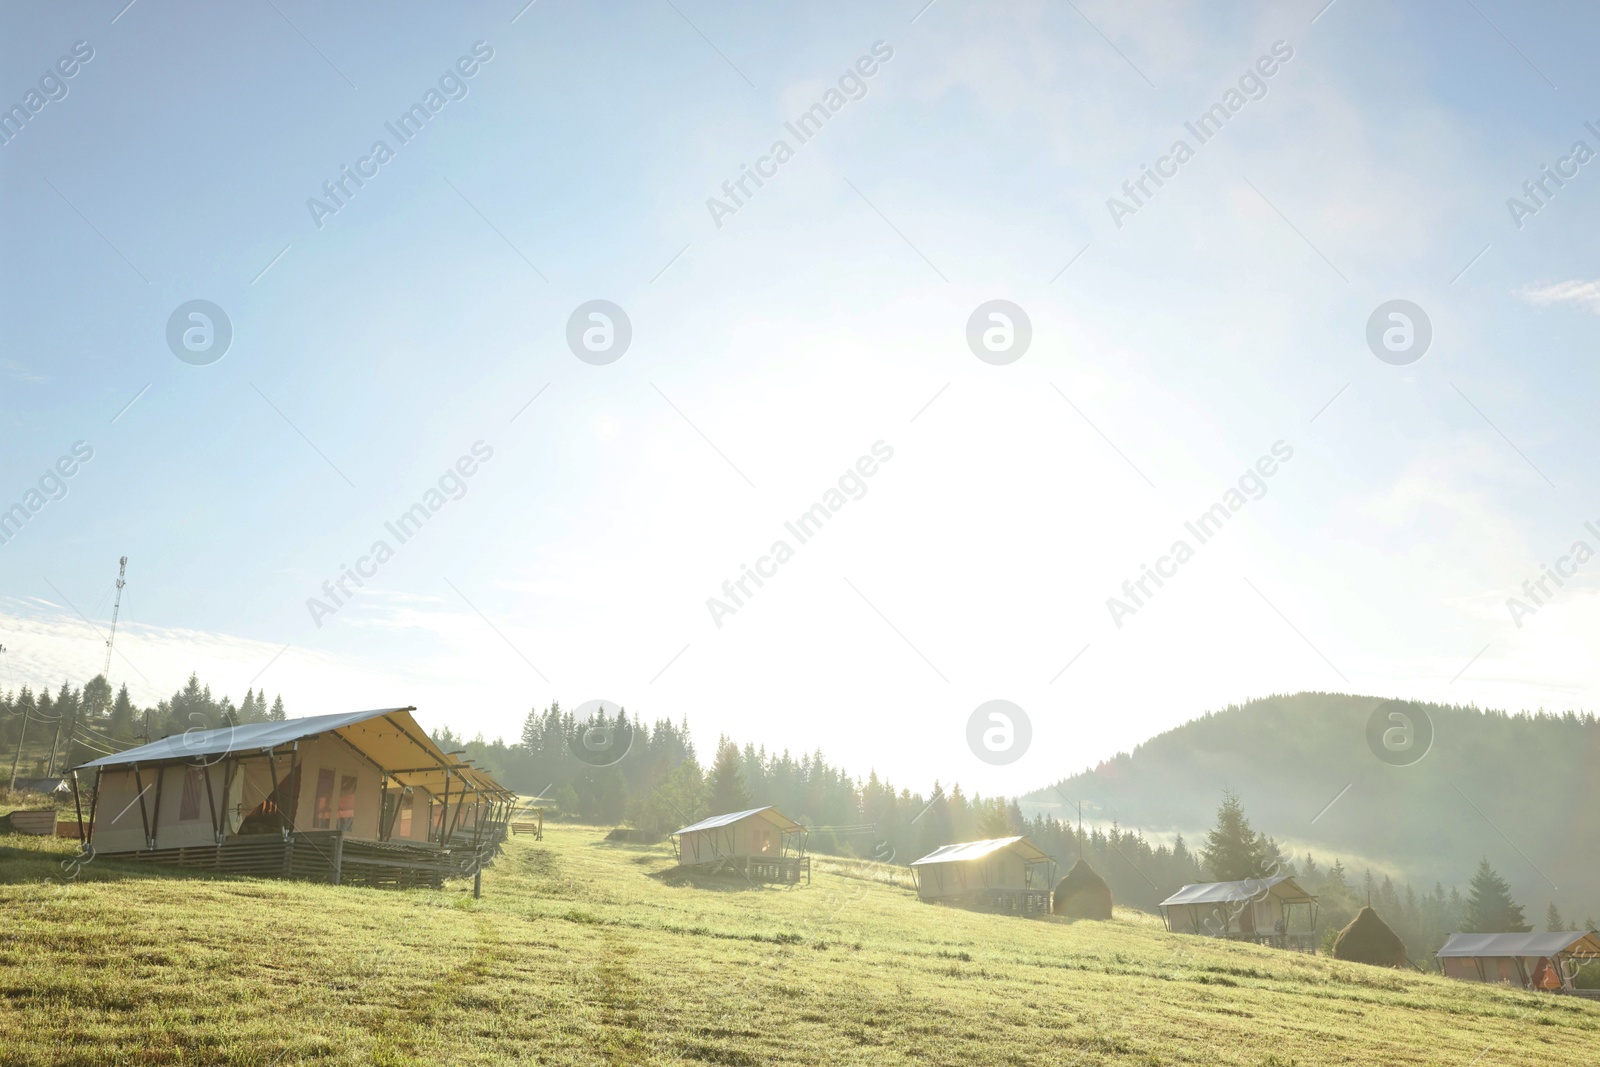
[2,0,1599,800]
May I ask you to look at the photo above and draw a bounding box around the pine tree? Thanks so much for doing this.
[1547,902,1567,932]
[1199,792,1270,880]
[268,695,286,721]
[109,685,134,738]
[519,705,543,750]
[1463,858,1530,932]
[706,737,752,813]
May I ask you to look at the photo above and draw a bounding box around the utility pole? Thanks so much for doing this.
[7,650,29,792]
[44,718,62,778]
[103,556,127,681]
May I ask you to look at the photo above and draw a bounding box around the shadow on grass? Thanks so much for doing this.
[647,865,798,893]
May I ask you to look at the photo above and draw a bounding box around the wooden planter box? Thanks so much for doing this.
[7,809,59,835]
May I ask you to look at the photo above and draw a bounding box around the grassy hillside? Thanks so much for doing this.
[1023,692,1600,918]
[1,820,1593,1065]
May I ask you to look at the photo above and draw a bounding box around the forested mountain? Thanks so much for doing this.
[1022,692,1597,937]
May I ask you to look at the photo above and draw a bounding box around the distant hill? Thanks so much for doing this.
[1022,692,1600,923]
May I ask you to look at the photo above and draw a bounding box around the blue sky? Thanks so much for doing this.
[3,0,1599,797]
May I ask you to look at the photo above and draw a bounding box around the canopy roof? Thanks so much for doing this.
[71,707,509,799]
[672,806,804,836]
[1159,875,1317,908]
[911,836,1052,867]
[1437,931,1600,958]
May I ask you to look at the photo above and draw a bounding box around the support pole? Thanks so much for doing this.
[203,761,222,843]
[438,769,450,846]
[86,769,100,845]
[379,778,390,841]
[147,765,167,850]
[71,770,85,844]
[285,742,300,831]
[132,764,152,849]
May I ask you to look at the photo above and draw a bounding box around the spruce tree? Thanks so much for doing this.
[1463,858,1530,932]
[1547,902,1567,932]
[707,737,752,813]
[109,685,134,738]
[1199,792,1270,880]
[268,695,286,721]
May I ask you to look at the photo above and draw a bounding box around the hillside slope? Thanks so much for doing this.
[1,821,1593,1065]
[1023,692,1600,918]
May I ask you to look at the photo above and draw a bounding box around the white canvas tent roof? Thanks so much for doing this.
[71,707,509,799]
[1437,932,1600,958]
[911,836,1052,866]
[672,806,804,836]
[1159,875,1316,908]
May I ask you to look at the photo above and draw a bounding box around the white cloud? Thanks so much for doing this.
[1516,280,1600,313]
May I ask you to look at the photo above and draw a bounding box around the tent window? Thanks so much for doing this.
[313,769,336,829]
[399,794,413,837]
[338,775,357,831]
[178,767,204,821]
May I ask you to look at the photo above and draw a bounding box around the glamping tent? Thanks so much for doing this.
[1437,931,1600,990]
[911,836,1056,914]
[671,806,810,884]
[69,707,515,892]
[1158,875,1318,950]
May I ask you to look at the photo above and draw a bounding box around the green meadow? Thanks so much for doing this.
[1,820,1590,1065]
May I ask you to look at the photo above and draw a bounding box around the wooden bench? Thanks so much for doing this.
[511,820,542,840]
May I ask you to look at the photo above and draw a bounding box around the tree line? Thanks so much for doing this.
[1,673,285,782]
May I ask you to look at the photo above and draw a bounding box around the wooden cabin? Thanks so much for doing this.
[69,707,514,892]
[670,806,809,884]
[910,836,1056,914]
[1437,931,1600,991]
[1159,876,1319,951]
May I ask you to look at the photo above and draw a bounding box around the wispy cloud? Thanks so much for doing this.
[1,360,48,384]
[1516,280,1600,313]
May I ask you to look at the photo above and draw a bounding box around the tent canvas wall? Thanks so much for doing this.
[670,806,810,884]
[910,836,1055,912]
[1158,876,1318,937]
[1437,931,1600,990]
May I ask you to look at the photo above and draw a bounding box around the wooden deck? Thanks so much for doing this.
[923,888,1051,915]
[110,829,502,890]
[682,855,811,885]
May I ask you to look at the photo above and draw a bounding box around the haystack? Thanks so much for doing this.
[1332,906,1407,967]
[1052,858,1113,920]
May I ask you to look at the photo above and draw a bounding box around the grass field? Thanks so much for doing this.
[1,818,1592,1065]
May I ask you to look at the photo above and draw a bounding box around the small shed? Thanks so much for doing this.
[671,806,809,884]
[910,836,1056,914]
[1159,875,1318,950]
[1437,931,1600,990]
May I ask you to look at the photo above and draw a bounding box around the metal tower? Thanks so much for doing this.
[103,556,127,679]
